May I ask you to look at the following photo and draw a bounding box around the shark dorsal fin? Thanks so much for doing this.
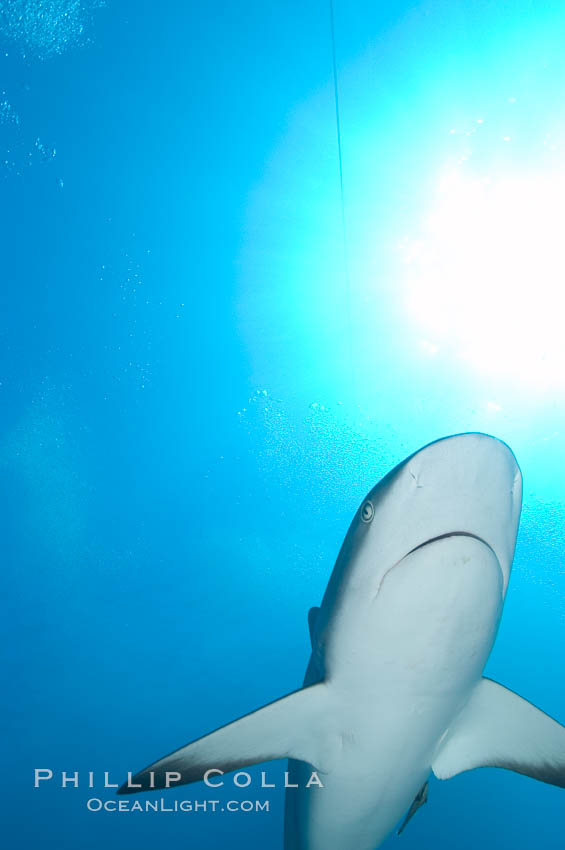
[397,780,429,835]
[432,678,565,788]
[308,606,320,647]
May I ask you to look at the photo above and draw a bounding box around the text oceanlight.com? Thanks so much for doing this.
[86,798,270,813]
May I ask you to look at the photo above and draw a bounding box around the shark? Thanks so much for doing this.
[118,433,565,849]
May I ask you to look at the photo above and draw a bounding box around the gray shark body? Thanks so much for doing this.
[119,433,565,849]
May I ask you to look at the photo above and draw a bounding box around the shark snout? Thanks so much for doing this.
[358,434,522,599]
[401,433,522,594]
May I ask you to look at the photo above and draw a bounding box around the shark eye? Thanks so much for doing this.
[361,501,374,523]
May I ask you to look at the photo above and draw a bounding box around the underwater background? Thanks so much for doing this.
[2,0,564,847]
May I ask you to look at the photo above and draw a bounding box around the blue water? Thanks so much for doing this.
[2,1,565,847]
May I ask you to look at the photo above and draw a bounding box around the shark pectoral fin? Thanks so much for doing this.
[397,780,429,835]
[118,682,331,795]
[308,606,320,646]
[432,677,565,788]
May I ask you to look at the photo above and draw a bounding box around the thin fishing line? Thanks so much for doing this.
[329,0,355,388]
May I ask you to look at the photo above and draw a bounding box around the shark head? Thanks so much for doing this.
[327,433,522,608]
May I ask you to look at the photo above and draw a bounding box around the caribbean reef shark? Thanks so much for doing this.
[119,433,565,849]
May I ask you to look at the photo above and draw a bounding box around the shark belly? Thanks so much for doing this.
[285,754,429,850]
[285,534,504,850]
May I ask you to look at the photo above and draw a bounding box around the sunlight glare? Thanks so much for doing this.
[401,169,565,387]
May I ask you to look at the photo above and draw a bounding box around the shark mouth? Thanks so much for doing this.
[405,531,497,560]
[373,532,500,604]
